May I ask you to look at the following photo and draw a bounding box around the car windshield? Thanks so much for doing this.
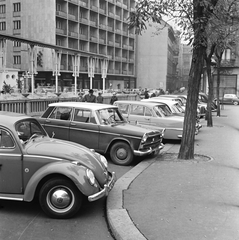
[15,119,47,144]
[97,108,125,125]
[154,105,172,117]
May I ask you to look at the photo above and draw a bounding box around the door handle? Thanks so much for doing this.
[70,123,76,126]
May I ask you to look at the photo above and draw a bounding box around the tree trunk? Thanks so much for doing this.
[216,60,221,116]
[178,46,204,159]
[206,61,213,127]
[178,0,208,160]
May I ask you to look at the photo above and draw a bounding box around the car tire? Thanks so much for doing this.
[39,178,83,219]
[233,101,238,105]
[110,141,134,166]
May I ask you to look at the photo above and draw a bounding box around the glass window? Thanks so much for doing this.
[98,108,124,125]
[144,107,152,116]
[0,4,6,14]
[13,2,21,12]
[0,130,14,148]
[130,105,144,116]
[73,109,96,123]
[116,103,128,114]
[49,107,72,120]
[15,120,47,143]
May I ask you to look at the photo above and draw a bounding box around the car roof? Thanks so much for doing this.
[0,111,32,127]
[114,100,166,107]
[141,98,178,106]
[48,101,118,110]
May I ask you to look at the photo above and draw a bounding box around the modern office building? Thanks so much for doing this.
[0,0,137,91]
[135,20,180,92]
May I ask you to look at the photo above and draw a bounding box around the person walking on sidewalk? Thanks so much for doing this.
[83,89,97,103]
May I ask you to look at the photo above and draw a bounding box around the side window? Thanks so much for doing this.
[117,103,129,114]
[144,107,152,116]
[73,109,96,124]
[130,105,144,116]
[0,129,15,148]
[49,107,72,120]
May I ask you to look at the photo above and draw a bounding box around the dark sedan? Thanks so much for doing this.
[38,102,164,166]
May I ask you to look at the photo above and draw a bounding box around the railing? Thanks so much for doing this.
[0,95,139,116]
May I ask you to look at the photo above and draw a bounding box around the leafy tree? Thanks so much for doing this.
[128,0,218,159]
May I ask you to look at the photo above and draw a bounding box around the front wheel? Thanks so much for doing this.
[110,141,134,166]
[39,178,83,219]
[233,101,238,105]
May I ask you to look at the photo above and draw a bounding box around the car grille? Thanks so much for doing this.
[144,132,162,146]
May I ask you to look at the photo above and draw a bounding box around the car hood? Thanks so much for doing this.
[25,136,107,182]
[105,122,161,136]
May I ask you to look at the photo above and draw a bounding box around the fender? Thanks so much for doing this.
[23,161,99,201]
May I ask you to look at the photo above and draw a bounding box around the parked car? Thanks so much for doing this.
[114,100,184,140]
[141,98,202,134]
[216,94,239,105]
[0,111,116,219]
[38,102,164,166]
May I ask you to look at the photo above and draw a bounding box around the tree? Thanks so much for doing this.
[129,0,218,159]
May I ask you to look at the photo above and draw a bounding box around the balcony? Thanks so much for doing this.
[99,39,105,44]
[68,14,77,21]
[107,26,113,31]
[69,0,78,4]
[56,28,67,35]
[80,17,88,24]
[108,12,114,18]
[90,5,98,11]
[79,1,87,7]
[90,20,97,26]
[99,8,105,14]
[80,33,88,40]
[108,40,114,45]
[68,31,78,38]
[56,10,67,18]
[90,36,98,42]
[99,24,106,29]
[115,42,121,47]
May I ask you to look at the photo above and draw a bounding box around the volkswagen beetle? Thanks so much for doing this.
[0,111,116,219]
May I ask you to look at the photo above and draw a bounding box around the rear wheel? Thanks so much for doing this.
[233,101,238,105]
[110,141,134,166]
[39,178,83,219]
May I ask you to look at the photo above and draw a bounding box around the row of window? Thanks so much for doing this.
[0,2,20,14]
[0,20,20,30]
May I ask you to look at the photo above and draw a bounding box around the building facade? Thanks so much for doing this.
[0,0,137,92]
[135,21,180,92]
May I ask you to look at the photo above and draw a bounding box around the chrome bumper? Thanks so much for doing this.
[134,143,164,156]
[88,172,116,202]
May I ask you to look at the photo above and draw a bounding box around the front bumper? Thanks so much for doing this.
[88,171,116,202]
[134,143,164,156]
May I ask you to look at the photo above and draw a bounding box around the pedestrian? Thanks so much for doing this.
[97,92,104,103]
[82,89,97,103]
[144,89,149,99]
[110,92,118,105]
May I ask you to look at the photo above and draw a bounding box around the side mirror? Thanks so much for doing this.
[51,132,55,138]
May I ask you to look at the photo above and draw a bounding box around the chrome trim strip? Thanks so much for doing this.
[0,153,22,157]
[0,196,23,201]
[24,155,63,161]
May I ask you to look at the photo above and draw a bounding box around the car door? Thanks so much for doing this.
[0,128,23,194]
[128,104,152,126]
[42,107,72,140]
[69,108,99,151]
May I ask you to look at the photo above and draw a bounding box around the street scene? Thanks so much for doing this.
[1,0,239,240]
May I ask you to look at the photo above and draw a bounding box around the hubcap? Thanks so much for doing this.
[50,189,71,209]
[116,148,127,160]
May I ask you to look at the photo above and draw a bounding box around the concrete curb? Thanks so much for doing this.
[106,144,174,240]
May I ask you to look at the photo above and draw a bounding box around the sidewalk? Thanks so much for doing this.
[107,107,239,240]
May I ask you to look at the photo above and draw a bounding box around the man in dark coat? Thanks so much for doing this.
[83,89,97,103]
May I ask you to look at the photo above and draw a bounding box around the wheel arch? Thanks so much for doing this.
[105,137,133,154]
[23,163,90,202]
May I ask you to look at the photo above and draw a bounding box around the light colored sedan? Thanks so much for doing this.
[114,100,185,140]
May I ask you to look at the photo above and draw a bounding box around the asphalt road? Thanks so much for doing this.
[0,158,135,240]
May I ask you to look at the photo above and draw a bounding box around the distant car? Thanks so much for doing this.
[141,98,202,134]
[114,100,184,140]
[38,102,164,166]
[0,111,116,219]
[217,94,239,105]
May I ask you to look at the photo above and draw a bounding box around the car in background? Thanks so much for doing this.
[114,100,201,140]
[154,95,185,111]
[38,102,164,166]
[0,111,116,219]
[217,94,239,105]
[141,98,202,134]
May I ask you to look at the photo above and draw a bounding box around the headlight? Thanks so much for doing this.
[141,133,148,144]
[86,169,96,186]
[99,155,108,169]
